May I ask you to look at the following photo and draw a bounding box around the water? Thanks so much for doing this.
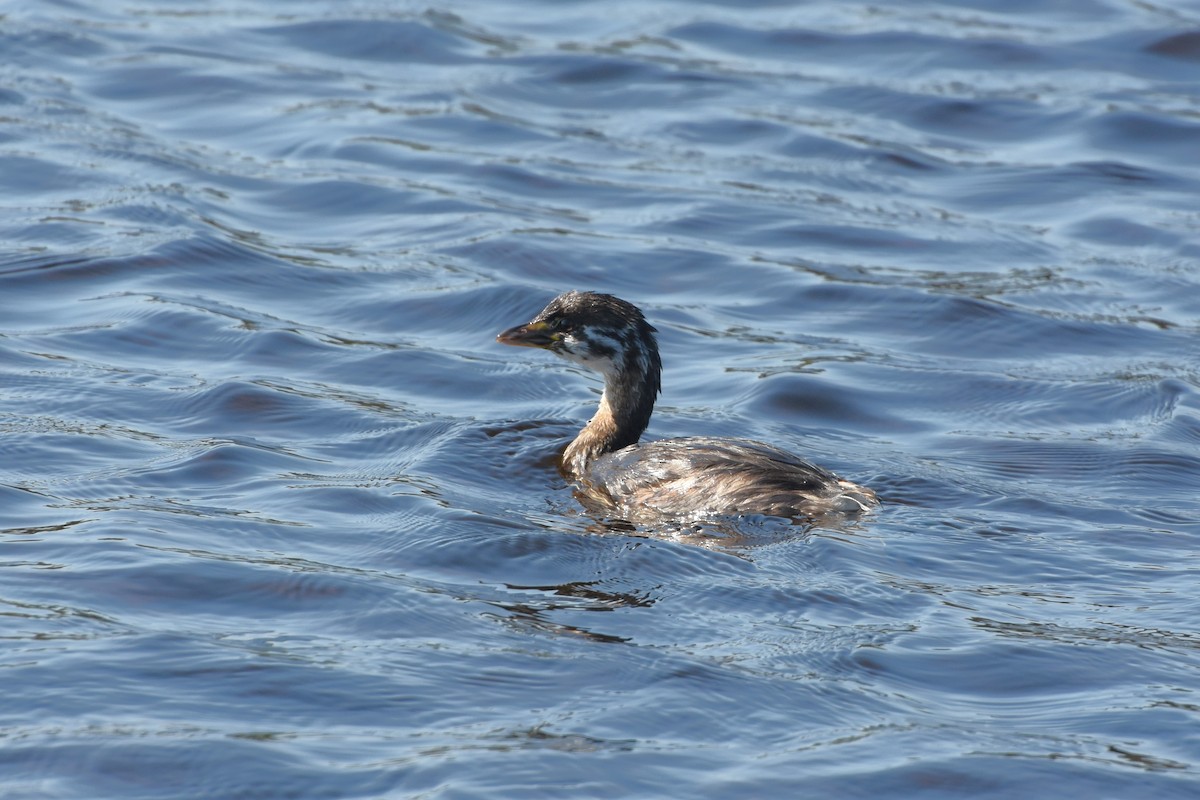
[3,1,1200,797]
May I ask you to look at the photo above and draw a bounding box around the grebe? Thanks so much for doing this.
[497,291,877,521]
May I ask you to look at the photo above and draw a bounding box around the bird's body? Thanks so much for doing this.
[497,291,876,522]
[584,437,876,521]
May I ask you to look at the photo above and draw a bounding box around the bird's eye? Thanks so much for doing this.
[545,316,568,332]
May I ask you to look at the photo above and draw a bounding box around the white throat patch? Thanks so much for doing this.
[559,328,625,379]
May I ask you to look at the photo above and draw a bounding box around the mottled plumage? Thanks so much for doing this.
[497,291,877,522]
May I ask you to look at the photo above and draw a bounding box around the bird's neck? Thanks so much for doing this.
[562,369,656,477]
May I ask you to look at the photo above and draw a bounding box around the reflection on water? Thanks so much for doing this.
[3,0,1200,797]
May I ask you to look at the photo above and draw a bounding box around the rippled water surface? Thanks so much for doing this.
[4,1,1200,797]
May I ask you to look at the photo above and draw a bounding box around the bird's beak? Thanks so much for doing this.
[496,320,558,349]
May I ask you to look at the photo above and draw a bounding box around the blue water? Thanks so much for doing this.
[3,1,1200,797]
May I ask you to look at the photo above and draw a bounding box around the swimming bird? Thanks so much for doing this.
[497,291,877,522]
